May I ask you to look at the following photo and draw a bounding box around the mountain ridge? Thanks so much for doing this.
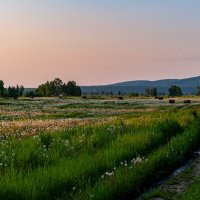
[81,76,200,95]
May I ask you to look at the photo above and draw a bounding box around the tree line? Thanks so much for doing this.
[144,85,182,97]
[2,79,200,98]
[0,80,24,99]
[0,78,81,98]
[36,78,81,97]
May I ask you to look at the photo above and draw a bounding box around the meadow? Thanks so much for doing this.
[0,96,200,199]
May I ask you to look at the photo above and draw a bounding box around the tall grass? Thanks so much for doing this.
[0,118,182,199]
[76,119,200,200]
[0,106,198,200]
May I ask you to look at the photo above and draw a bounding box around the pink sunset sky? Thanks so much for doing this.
[0,1,200,87]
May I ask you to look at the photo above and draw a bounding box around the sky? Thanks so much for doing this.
[0,0,200,87]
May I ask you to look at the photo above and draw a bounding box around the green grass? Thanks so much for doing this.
[141,188,176,200]
[73,119,200,200]
[0,118,183,199]
[0,98,200,199]
[178,176,200,200]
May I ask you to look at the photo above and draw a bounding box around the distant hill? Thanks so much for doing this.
[81,76,200,95]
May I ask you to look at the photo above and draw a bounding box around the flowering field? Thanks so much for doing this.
[0,97,200,199]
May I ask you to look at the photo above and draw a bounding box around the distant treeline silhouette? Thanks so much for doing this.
[36,78,81,97]
[0,80,24,99]
[0,78,81,98]
[3,77,200,98]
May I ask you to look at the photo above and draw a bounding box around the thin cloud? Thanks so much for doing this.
[176,53,200,61]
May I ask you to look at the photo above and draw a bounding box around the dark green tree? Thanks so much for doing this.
[45,81,51,97]
[64,81,81,96]
[37,79,81,97]
[0,80,4,97]
[37,84,46,96]
[150,88,158,97]
[25,90,36,98]
[145,88,151,96]
[169,85,182,97]
[19,85,24,96]
[7,86,21,99]
[53,78,63,96]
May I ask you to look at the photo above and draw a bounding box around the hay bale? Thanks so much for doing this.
[169,99,176,104]
[184,100,191,104]
[117,96,123,100]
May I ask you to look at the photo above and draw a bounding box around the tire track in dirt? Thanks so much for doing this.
[139,151,200,200]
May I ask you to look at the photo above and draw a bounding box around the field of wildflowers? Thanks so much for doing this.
[0,97,200,199]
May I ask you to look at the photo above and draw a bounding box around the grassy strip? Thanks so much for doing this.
[75,119,200,200]
[0,123,124,171]
[178,175,200,200]
[0,119,158,172]
[0,119,182,199]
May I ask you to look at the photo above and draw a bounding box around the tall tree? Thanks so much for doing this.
[169,85,182,97]
[7,86,21,99]
[45,81,51,97]
[150,88,157,97]
[37,78,81,97]
[64,81,81,96]
[37,84,46,96]
[53,78,63,96]
[0,80,4,97]
[19,85,24,96]
[145,88,151,96]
